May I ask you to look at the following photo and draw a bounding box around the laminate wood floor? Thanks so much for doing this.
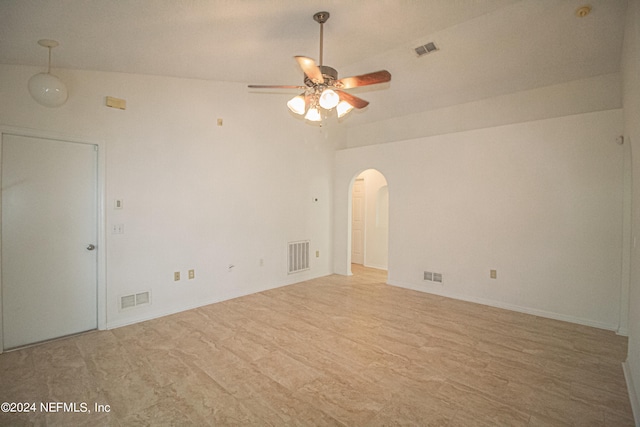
[0,265,634,426]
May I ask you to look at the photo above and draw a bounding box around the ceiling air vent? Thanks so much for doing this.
[415,42,439,57]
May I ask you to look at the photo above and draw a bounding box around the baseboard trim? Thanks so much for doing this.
[106,294,231,330]
[363,262,388,271]
[623,360,640,426]
[106,270,332,330]
[387,279,617,331]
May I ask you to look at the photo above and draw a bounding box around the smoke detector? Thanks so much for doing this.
[576,5,592,18]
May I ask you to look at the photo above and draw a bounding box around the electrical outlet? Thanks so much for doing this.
[316,250,320,258]
[111,224,124,234]
[174,271,180,281]
[490,269,497,279]
[188,269,195,279]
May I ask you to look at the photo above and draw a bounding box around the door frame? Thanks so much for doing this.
[351,178,365,265]
[346,168,390,276]
[0,126,107,352]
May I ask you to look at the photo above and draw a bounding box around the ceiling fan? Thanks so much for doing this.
[248,11,391,122]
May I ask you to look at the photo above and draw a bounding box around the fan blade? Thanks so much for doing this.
[336,90,369,109]
[295,56,324,84]
[337,70,391,89]
[248,84,306,89]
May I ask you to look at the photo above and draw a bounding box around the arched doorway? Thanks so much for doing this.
[349,169,389,275]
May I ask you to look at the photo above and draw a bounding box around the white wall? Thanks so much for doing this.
[622,0,640,419]
[335,109,624,330]
[346,73,622,148]
[0,65,335,329]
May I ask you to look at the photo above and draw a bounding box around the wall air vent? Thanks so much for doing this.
[415,42,439,57]
[135,291,150,305]
[288,240,310,274]
[119,291,151,311]
[120,294,136,310]
[423,271,443,284]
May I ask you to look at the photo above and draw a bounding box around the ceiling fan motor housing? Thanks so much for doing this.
[305,65,338,87]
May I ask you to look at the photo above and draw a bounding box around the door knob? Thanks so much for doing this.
[86,244,96,251]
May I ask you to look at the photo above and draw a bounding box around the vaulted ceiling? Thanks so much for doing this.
[0,0,628,126]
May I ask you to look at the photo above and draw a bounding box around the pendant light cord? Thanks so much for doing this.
[47,47,52,74]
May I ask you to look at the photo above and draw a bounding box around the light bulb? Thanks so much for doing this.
[305,107,322,122]
[319,89,340,109]
[287,95,306,115]
[28,72,68,107]
[337,100,354,118]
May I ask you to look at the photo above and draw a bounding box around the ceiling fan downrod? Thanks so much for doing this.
[313,11,329,66]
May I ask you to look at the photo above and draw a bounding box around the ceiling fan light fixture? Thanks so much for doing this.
[287,95,306,115]
[28,39,68,107]
[319,89,340,109]
[247,11,391,125]
[337,100,354,118]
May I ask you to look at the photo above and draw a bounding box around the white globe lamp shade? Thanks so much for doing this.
[305,107,322,122]
[287,95,306,115]
[337,100,354,118]
[319,89,339,109]
[28,72,68,107]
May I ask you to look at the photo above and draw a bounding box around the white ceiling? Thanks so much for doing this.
[0,0,628,125]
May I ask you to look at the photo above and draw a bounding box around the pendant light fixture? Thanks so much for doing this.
[28,39,68,107]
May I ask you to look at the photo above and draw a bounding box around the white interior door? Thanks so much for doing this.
[351,178,365,265]
[2,133,98,350]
